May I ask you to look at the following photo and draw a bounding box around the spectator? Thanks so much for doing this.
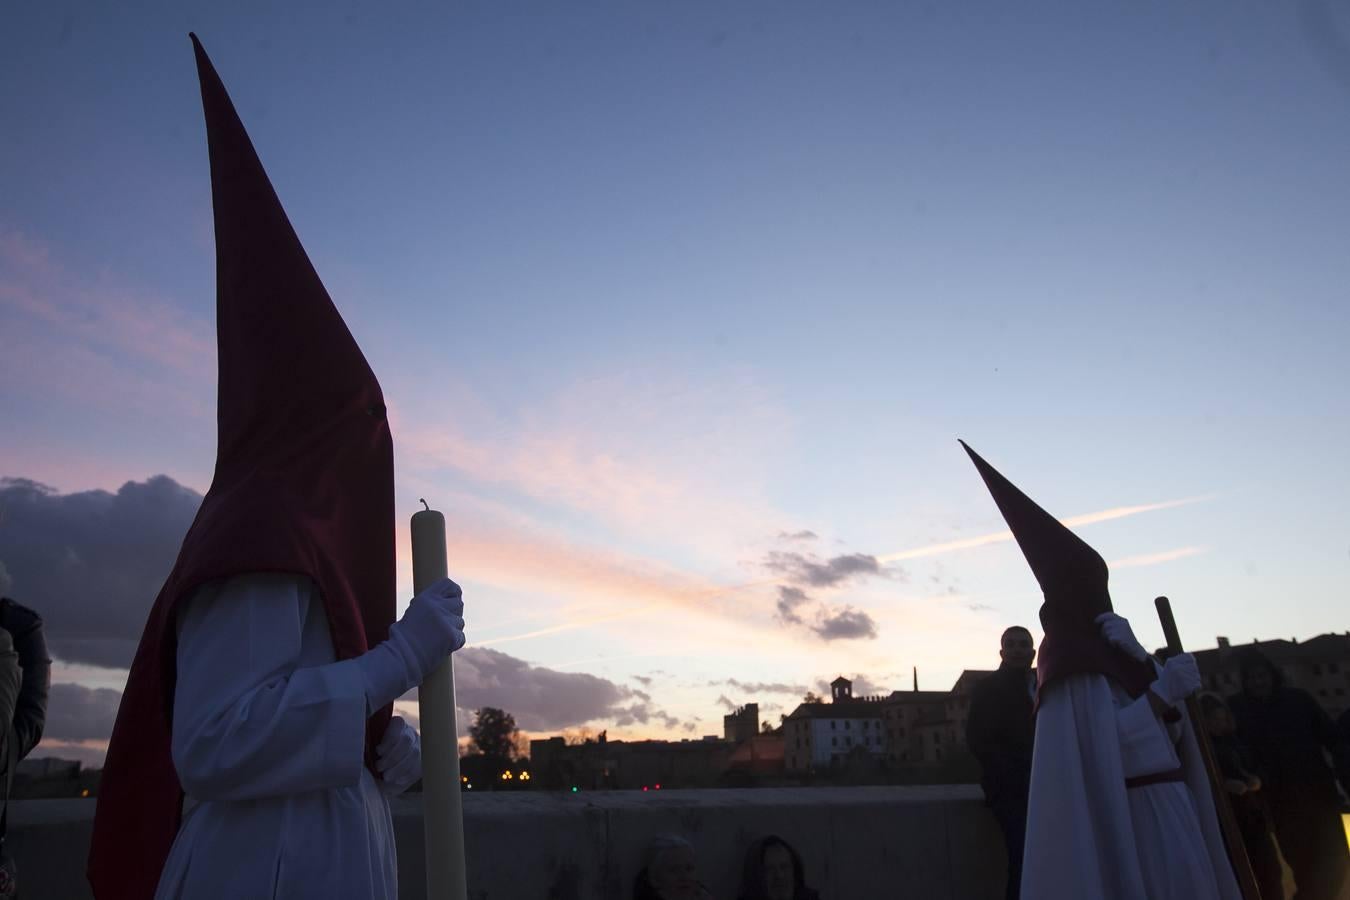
[1199,692,1285,900]
[0,596,51,898]
[737,835,820,900]
[965,625,1036,900]
[1228,649,1348,900]
[1336,708,1350,803]
[634,834,714,900]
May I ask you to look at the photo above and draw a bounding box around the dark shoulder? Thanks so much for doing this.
[0,597,44,633]
[1280,687,1320,709]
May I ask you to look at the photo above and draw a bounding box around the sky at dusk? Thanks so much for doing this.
[3,1,1350,766]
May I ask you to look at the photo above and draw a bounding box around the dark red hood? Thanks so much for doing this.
[88,34,396,899]
[959,441,1156,707]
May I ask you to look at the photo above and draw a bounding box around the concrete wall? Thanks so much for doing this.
[10,785,1007,899]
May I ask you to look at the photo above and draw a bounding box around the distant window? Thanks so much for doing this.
[831,737,837,747]
[1318,689,1328,698]
[936,748,942,760]
[935,732,942,744]
[863,721,870,730]
[1329,663,1340,674]
[845,721,851,730]
[1313,664,1324,676]
[831,721,836,730]
[1335,688,1345,697]
[846,737,852,747]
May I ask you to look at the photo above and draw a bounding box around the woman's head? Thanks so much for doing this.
[638,835,701,900]
[740,835,807,900]
[1236,649,1282,700]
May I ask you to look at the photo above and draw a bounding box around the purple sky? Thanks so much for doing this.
[4,1,1350,764]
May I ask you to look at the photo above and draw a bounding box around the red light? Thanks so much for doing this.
[642,786,649,792]
[654,784,662,790]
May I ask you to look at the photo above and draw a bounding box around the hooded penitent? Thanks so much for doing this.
[958,441,1155,702]
[88,35,396,900]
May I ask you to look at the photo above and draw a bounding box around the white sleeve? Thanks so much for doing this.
[1114,690,1181,780]
[171,572,370,802]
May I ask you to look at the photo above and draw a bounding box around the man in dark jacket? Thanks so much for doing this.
[966,625,1036,900]
[0,597,51,895]
[1229,648,1347,900]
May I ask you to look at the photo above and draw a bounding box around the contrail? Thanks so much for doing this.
[877,495,1213,563]
[479,495,1214,646]
[1109,546,1207,569]
[475,603,664,647]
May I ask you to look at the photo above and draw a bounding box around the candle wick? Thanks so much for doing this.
[419,498,430,511]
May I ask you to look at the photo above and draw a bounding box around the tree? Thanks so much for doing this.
[803,691,822,704]
[469,707,519,761]
[761,721,777,735]
[563,727,595,746]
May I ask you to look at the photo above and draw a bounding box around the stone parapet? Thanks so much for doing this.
[11,785,1005,898]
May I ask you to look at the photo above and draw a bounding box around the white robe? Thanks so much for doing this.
[154,573,398,900]
[1021,670,1242,900]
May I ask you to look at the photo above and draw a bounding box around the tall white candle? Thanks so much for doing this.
[410,501,468,900]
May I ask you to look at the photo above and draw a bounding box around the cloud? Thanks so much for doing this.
[772,584,879,643]
[814,673,889,697]
[715,694,736,711]
[632,675,653,687]
[0,475,202,668]
[764,551,883,588]
[43,683,123,742]
[395,366,793,562]
[682,722,698,733]
[451,646,680,733]
[29,739,110,769]
[811,607,879,641]
[0,228,213,419]
[776,585,810,625]
[711,678,810,696]
[613,706,681,730]
[776,530,817,541]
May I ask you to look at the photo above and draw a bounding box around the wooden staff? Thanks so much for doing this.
[411,501,468,900]
[1155,596,1263,900]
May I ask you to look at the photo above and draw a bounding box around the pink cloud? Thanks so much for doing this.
[394,368,796,562]
[0,226,213,414]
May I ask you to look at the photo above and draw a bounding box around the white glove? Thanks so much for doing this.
[1095,612,1148,662]
[376,715,421,796]
[1150,653,1202,706]
[356,577,466,713]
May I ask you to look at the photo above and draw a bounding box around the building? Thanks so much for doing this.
[529,734,736,791]
[948,668,996,743]
[1190,633,1350,718]
[880,685,957,765]
[724,702,760,743]
[782,677,887,772]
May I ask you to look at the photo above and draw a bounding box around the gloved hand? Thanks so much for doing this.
[1149,652,1201,706]
[1095,612,1148,662]
[356,577,465,713]
[376,715,421,796]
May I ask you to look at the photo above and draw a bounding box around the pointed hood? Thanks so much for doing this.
[959,441,1155,703]
[89,36,396,899]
